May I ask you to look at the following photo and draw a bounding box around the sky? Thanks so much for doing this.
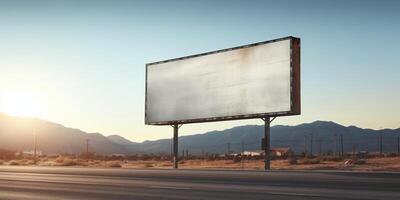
[0,0,399,142]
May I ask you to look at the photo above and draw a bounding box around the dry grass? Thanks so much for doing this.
[8,160,20,166]
[0,156,399,172]
[106,161,122,168]
[298,158,321,165]
[56,158,77,166]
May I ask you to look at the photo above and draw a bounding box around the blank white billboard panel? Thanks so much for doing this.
[146,37,300,125]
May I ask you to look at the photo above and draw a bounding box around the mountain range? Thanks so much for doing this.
[0,112,399,155]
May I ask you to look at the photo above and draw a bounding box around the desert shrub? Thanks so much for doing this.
[107,161,122,168]
[127,155,139,161]
[144,163,153,168]
[8,160,20,165]
[233,157,241,163]
[26,160,35,165]
[75,159,88,166]
[140,154,151,161]
[57,158,77,166]
[287,158,298,165]
[321,156,343,162]
[161,162,172,167]
[386,153,398,157]
[354,159,366,165]
[0,149,18,160]
[299,158,320,165]
[91,160,101,165]
[55,156,65,163]
[206,156,216,161]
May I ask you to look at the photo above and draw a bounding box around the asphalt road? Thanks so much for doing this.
[0,166,399,200]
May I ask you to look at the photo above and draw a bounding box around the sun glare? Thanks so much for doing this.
[0,91,45,118]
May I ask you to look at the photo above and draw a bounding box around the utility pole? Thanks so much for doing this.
[334,134,338,156]
[304,135,307,157]
[241,141,244,154]
[86,139,89,161]
[340,134,344,157]
[379,133,383,156]
[34,133,37,165]
[310,133,313,156]
[352,144,356,159]
[397,134,400,156]
[227,143,231,155]
[182,149,185,160]
[186,149,189,159]
[318,139,322,156]
[170,143,172,159]
[241,141,245,169]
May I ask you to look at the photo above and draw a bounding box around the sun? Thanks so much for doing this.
[0,90,45,118]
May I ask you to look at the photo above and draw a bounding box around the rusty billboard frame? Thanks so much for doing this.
[145,36,300,125]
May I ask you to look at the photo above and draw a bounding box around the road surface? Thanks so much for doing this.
[0,166,399,200]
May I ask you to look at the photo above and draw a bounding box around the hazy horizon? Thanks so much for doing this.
[1,111,399,144]
[1,0,399,142]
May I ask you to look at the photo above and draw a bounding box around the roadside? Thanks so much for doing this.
[1,156,400,172]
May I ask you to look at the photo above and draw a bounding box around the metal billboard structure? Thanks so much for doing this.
[145,36,300,169]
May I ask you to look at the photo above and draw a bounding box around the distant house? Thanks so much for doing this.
[110,154,126,157]
[228,153,239,157]
[271,148,293,157]
[22,150,43,157]
[242,150,264,156]
[46,153,60,158]
[241,148,293,157]
[346,151,369,158]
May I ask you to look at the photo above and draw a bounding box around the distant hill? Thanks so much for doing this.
[0,113,126,154]
[138,121,400,155]
[108,135,137,145]
[107,135,140,153]
[0,112,399,155]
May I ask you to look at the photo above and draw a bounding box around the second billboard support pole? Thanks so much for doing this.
[173,124,180,169]
[262,117,275,170]
[264,117,270,170]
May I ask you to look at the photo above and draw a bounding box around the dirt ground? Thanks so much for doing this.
[2,156,400,172]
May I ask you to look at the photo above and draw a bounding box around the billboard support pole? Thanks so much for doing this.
[172,124,182,169]
[262,117,276,170]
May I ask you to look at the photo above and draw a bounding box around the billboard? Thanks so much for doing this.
[145,36,300,125]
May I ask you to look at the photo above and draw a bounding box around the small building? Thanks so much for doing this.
[241,148,293,157]
[22,150,43,157]
[110,154,126,158]
[46,153,61,158]
[242,150,264,156]
[346,151,369,158]
[271,148,293,157]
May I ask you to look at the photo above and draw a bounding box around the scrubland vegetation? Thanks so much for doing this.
[0,149,399,171]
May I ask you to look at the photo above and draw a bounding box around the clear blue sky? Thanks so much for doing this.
[0,0,399,142]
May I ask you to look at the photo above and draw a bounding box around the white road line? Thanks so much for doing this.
[267,192,321,197]
[149,186,192,190]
